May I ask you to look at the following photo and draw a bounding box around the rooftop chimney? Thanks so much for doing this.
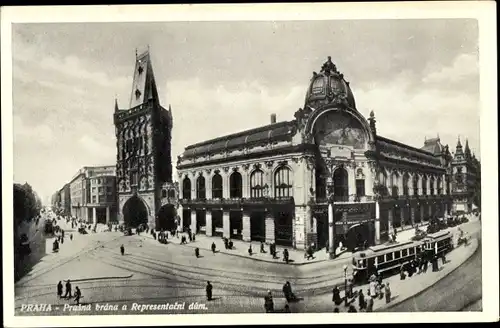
[270,113,277,124]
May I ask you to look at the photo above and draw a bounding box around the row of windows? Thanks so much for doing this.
[90,195,115,204]
[91,186,113,194]
[91,177,114,185]
[380,172,449,196]
[182,168,293,200]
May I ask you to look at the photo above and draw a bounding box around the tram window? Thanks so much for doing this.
[377,255,385,264]
[409,248,414,255]
[395,251,401,259]
[363,260,367,267]
[386,253,393,261]
[402,249,408,257]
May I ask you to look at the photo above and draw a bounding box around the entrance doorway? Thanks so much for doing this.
[333,167,349,200]
[211,210,223,237]
[230,211,243,240]
[183,209,191,230]
[123,196,148,228]
[315,213,328,249]
[274,210,293,246]
[250,211,265,242]
[196,210,206,234]
[345,222,373,251]
[96,208,107,224]
[157,205,177,231]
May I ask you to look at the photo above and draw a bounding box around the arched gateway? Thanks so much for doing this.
[122,195,149,228]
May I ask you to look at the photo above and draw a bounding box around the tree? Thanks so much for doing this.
[13,183,42,228]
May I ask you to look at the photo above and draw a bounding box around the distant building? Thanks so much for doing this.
[54,165,118,223]
[175,57,480,250]
[450,138,479,213]
[113,50,178,230]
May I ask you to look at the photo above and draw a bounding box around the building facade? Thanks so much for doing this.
[86,165,118,224]
[176,57,478,251]
[52,165,119,223]
[59,184,71,216]
[69,168,86,220]
[114,50,178,230]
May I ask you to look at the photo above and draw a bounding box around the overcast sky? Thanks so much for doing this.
[12,19,480,204]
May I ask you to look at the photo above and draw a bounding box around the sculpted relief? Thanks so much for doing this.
[313,111,367,149]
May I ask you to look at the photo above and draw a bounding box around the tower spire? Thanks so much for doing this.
[114,97,119,112]
[129,49,159,108]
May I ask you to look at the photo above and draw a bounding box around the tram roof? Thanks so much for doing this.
[353,240,416,258]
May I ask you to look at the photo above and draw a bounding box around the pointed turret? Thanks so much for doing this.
[464,138,472,160]
[129,49,159,108]
[368,110,377,135]
[454,136,465,161]
[114,98,119,112]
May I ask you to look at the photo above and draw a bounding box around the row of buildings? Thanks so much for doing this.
[52,51,480,251]
[51,166,118,224]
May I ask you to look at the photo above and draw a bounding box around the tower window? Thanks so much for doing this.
[135,89,141,99]
[138,66,144,74]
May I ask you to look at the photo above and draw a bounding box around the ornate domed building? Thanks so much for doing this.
[176,57,475,251]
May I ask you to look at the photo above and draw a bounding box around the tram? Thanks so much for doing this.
[351,231,453,284]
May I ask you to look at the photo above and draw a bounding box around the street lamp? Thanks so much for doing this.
[343,264,348,307]
[327,177,336,260]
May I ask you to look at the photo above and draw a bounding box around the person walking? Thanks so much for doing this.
[366,294,374,312]
[70,233,73,241]
[120,244,125,256]
[260,242,266,253]
[57,281,63,298]
[283,304,291,313]
[195,247,200,258]
[332,286,342,306]
[206,281,213,301]
[64,279,72,298]
[385,282,391,304]
[347,305,357,313]
[283,249,289,264]
[211,242,217,254]
[358,290,366,311]
[264,290,274,313]
[74,286,82,305]
[248,245,253,256]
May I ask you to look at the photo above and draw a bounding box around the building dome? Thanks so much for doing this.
[304,57,356,110]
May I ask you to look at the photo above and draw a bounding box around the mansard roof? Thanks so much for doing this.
[181,121,296,159]
[421,137,443,155]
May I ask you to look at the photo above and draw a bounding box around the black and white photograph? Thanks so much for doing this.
[2,2,498,326]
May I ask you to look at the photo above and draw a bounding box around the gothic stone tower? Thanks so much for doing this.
[450,137,475,213]
[114,50,175,229]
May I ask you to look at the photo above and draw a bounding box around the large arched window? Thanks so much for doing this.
[413,174,419,196]
[182,177,191,200]
[355,169,365,197]
[429,176,435,195]
[379,170,388,187]
[421,175,428,195]
[274,167,293,198]
[230,172,242,198]
[390,172,399,197]
[196,175,206,200]
[250,170,265,198]
[437,177,442,195]
[402,173,410,196]
[212,173,223,199]
[333,167,348,201]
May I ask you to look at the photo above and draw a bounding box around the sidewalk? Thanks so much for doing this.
[140,231,351,265]
[323,233,479,312]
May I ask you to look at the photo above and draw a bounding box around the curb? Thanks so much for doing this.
[143,235,351,266]
[375,237,479,312]
[70,274,134,282]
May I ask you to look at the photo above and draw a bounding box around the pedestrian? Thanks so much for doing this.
[332,286,342,306]
[195,247,200,258]
[333,307,339,313]
[283,249,289,264]
[264,290,274,313]
[284,304,291,313]
[64,279,72,298]
[306,245,314,260]
[70,234,73,241]
[188,231,192,242]
[385,282,391,304]
[74,286,82,305]
[228,240,233,249]
[358,290,366,310]
[366,294,374,312]
[206,281,213,301]
[248,245,253,256]
[192,233,196,242]
[211,242,217,254]
[223,237,229,249]
[347,305,357,313]
[400,264,406,280]
[57,281,63,298]
[260,242,266,253]
[153,231,157,240]
[120,244,125,256]
[347,278,354,298]
[61,236,64,244]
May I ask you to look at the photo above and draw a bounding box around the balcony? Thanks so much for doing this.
[179,197,295,207]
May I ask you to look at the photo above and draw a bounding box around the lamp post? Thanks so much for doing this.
[327,177,336,260]
[343,264,348,307]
